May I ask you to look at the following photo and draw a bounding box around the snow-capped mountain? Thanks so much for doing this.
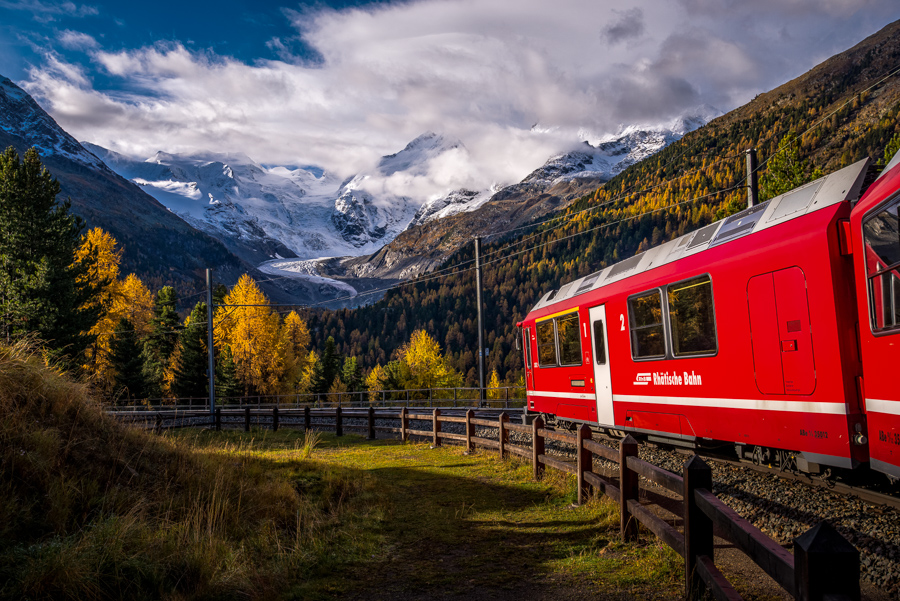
[526,106,720,186]
[0,76,106,170]
[85,132,474,264]
[82,110,717,295]
[0,75,248,287]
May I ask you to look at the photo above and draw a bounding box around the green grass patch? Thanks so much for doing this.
[180,428,684,599]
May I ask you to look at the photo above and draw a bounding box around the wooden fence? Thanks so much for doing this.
[118,406,860,601]
[105,386,527,412]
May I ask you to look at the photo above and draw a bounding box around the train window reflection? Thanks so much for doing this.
[668,275,717,356]
[629,290,665,359]
[863,198,900,273]
[536,320,557,366]
[864,195,900,333]
[593,320,606,365]
[870,269,900,331]
[557,313,582,366]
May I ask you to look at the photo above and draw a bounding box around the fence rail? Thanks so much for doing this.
[112,406,861,601]
[104,386,528,412]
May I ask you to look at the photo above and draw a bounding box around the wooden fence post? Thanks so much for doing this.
[215,408,221,431]
[620,434,639,542]
[577,424,593,505]
[432,408,441,448]
[465,409,474,453]
[793,521,860,601]
[532,415,545,480]
[244,406,251,432]
[155,413,162,434]
[272,406,279,432]
[336,406,343,436]
[368,406,376,440]
[498,412,509,459]
[304,406,311,431]
[684,455,714,600]
[400,407,408,442]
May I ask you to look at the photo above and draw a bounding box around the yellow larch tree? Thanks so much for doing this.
[214,274,287,395]
[77,229,154,386]
[399,329,462,389]
[281,310,311,389]
[487,369,501,400]
[365,364,386,403]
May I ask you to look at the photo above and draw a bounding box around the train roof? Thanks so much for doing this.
[528,158,870,316]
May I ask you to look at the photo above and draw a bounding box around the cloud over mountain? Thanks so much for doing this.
[15,0,900,200]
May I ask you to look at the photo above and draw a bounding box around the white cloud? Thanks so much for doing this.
[57,30,97,51]
[19,0,900,201]
[0,0,98,20]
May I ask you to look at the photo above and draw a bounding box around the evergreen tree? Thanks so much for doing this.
[341,356,363,392]
[109,317,148,402]
[141,286,181,397]
[309,356,327,395]
[172,302,208,400]
[0,147,101,365]
[760,132,822,201]
[321,336,342,391]
[884,132,900,165]
[215,344,242,400]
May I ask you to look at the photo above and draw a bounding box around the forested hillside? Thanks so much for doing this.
[303,19,900,387]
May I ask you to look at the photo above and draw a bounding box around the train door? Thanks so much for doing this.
[523,326,534,393]
[747,267,816,395]
[589,305,614,426]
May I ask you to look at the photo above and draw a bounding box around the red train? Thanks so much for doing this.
[519,153,900,480]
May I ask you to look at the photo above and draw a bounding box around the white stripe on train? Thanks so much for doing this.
[526,390,849,415]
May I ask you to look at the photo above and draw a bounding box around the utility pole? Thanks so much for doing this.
[746,148,759,207]
[475,237,486,404]
[206,268,216,414]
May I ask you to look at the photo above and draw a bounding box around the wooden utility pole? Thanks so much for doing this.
[206,269,216,414]
[746,148,759,207]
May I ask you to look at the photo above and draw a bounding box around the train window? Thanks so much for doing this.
[592,320,606,365]
[668,275,717,356]
[557,312,582,366]
[536,320,558,366]
[524,327,532,367]
[870,269,900,330]
[629,290,665,359]
[863,195,900,332]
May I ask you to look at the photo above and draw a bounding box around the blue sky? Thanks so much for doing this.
[3,0,900,192]
[0,0,394,79]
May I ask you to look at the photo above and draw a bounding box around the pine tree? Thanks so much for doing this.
[341,356,363,392]
[109,317,148,402]
[0,147,101,365]
[142,286,181,398]
[172,302,208,400]
[884,132,900,165]
[309,356,327,395]
[321,336,342,392]
[760,132,822,201]
[215,344,241,401]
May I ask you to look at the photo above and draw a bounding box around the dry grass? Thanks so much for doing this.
[0,342,379,601]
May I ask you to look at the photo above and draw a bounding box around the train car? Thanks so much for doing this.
[850,150,900,479]
[519,159,876,475]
